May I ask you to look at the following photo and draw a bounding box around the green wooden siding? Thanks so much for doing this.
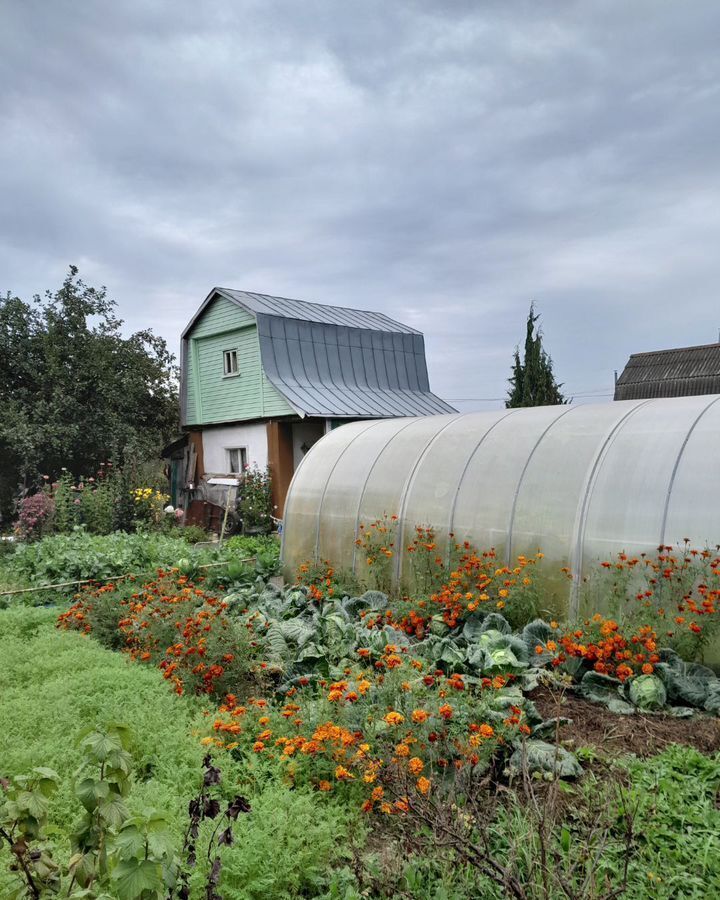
[185,294,294,425]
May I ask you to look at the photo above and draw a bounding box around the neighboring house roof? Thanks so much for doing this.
[614,342,720,401]
[183,287,456,420]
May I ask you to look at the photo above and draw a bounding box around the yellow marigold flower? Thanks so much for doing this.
[200,736,215,746]
[416,776,431,795]
[335,765,354,781]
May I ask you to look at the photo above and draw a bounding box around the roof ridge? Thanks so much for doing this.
[628,341,720,358]
[217,287,420,334]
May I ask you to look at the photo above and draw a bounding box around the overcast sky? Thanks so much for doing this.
[2,1,719,409]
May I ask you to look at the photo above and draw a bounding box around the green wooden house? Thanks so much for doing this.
[174,287,455,515]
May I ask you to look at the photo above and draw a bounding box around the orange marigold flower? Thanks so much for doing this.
[371,786,385,802]
[439,703,453,720]
[384,711,405,726]
[416,776,431,795]
[335,765,354,781]
[318,780,332,792]
[253,741,265,752]
[408,757,424,776]
[395,742,410,757]
[411,709,429,723]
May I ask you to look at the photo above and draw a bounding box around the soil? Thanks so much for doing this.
[529,685,720,757]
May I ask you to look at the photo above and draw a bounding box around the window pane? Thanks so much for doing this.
[223,349,238,375]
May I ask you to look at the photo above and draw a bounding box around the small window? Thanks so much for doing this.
[223,349,239,377]
[227,447,247,474]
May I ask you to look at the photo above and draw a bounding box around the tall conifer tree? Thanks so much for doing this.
[506,303,566,407]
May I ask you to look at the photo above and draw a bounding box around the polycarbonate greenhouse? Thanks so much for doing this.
[281,395,720,620]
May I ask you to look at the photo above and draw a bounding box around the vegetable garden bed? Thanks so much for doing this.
[2,525,720,898]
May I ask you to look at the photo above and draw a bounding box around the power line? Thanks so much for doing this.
[447,389,614,402]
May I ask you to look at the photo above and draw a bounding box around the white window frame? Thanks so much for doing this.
[223,348,239,377]
[226,447,248,474]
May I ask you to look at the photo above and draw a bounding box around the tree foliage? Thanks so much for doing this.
[506,303,566,408]
[0,267,179,517]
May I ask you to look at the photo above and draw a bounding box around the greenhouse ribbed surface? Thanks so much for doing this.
[281,395,720,618]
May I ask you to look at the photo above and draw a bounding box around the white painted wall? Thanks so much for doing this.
[202,423,269,474]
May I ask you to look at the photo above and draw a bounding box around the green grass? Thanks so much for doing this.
[0,607,351,899]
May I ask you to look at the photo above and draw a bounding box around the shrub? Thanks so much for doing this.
[14,492,54,541]
[237,464,273,533]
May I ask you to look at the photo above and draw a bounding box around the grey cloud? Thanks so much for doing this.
[2,0,720,411]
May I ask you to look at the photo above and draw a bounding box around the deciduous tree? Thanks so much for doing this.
[0,266,178,518]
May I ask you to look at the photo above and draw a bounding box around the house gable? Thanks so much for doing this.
[183,292,294,426]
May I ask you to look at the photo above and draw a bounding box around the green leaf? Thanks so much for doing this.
[509,741,582,778]
[111,857,164,899]
[279,618,315,648]
[560,826,571,853]
[111,823,145,858]
[80,729,123,763]
[98,794,129,828]
[578,671,623,706]
[76,777,110,812]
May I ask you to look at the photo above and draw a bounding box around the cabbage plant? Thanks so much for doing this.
[628,673,667,710]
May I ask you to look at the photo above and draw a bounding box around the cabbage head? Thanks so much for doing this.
[628,674,667,710]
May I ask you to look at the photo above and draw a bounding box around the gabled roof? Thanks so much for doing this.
[614,342,720,401]
[182,287,455,420]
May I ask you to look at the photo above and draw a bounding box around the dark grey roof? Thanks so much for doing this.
[217,288,421,334]
[182,287,455,421]
[256,313,454,417]
[615,343,720,400]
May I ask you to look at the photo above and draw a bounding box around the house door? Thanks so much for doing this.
[291,420,326,469]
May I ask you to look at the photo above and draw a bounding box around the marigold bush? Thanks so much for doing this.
[206,645,529,815]
[58,571,262,699]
